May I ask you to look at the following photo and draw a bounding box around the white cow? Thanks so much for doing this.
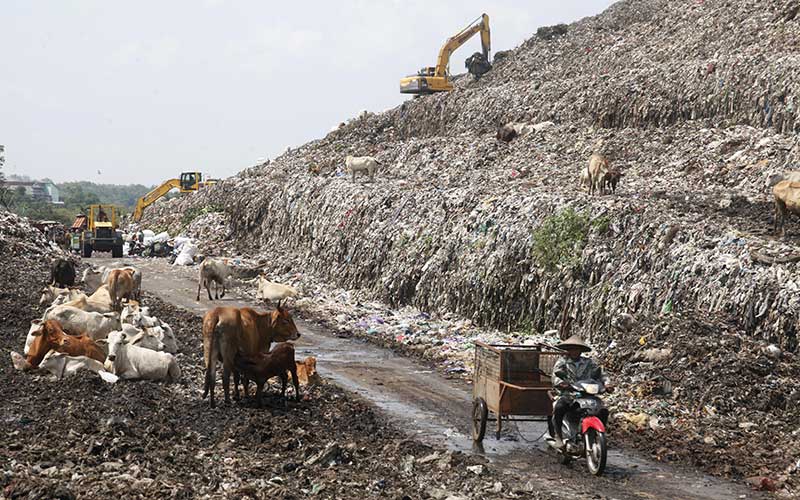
[115,324,166,352]
[196,259,232,301]
[345,155,381,182]
[255,277,298,307]
[39,351,119,383]
[121,304,159,327]
[43,306,121,341]
[102,331,181,381]
[38,286,83,307]
[45,285,114,315]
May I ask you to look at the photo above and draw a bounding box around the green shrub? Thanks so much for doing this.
[531,207,590,272]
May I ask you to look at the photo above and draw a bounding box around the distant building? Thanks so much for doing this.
[5,180,60,203]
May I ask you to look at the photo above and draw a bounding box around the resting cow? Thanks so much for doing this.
[43,306,121,341]
[202,306,300,407]
[47,285,114,315]
[39,285,83,307]
[196,259,231,301]
[102,330,181,381]
[38,351,119,383]
[26,320,105,368]
[50,259,75,287]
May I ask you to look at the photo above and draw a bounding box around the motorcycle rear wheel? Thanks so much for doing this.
[585,430,607,476]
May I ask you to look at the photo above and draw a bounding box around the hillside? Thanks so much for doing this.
[140,0,800,491]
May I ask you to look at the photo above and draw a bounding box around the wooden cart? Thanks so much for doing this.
[471,341,563,441]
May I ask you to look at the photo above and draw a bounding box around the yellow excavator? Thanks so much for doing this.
[132,172,216,222]
[400,13,491,95]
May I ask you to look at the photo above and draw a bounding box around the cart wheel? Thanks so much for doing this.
[472,398,488,442]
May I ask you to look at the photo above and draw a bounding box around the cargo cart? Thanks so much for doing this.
[471,341,563,441]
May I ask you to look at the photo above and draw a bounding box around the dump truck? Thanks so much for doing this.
[78,204,124,258]
[400,13,491,95]
[132,172,217,222]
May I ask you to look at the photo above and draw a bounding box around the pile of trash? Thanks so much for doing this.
[137,0,800,491]
[0,211,71,264]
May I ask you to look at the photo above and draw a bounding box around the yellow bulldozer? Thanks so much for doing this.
[132,172,217,222]
[75,204,124,258]
[400,13,491,95]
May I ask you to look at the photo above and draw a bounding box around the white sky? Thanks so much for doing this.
[2,1,617,185]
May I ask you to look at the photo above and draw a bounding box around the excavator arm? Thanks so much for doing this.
[434,14,490,78]
[132,179,180,222]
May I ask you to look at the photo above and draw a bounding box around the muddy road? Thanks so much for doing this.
[91,257,766,500]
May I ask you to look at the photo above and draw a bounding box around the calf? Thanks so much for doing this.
[50,259,75,287]
[44,305,121,341]
[293,356,320,386]
[108,268,135,311]
[196,259,231,301]
[26,319,105,368]
[345,155,381,182]
[121,304,159,327]
[102,331,181,381]
[602,168,624,194]
[83,265,142,299]
[233,343,300,407]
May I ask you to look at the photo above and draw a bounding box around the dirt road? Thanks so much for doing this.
[98,257,765,500]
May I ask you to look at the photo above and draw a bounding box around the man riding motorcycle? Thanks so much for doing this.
[551,335,613,450]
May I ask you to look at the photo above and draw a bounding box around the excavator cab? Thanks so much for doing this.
[180,172,202,192]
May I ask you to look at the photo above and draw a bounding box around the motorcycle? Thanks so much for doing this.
[546,379,609,476]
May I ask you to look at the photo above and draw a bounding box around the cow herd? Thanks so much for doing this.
[13,258,315,409]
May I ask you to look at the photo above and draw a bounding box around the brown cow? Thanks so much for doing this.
[26,320,105,368]
[588,153,611,195]
[774,180,800,235]
[202,306,300,407]
[108,269,135,311]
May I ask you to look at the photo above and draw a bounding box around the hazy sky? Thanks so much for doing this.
[2,1,617,185]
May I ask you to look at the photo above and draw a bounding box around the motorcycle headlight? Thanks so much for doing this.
[583,383,600,395]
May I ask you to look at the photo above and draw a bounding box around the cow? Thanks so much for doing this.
[202,306,301,407]
[293,356,320,386]
[255,277,298,307]
[233,343,300,407]
[345,155,381,182]
[196,259,231,302]
[46,285,114,314]
[43,306,120,341]
[50,259,75,287]
[108,268,135,311]
[496,125,518,143]
[114,324,166,352]
[579,168,591,191]
[121,304,159,327]
[38,351,119,383]
[588,153,611,195]
[773,180,800,235]
[26,320,105,368]
[38,285,83,307]
[83,265,142,299]
[101,330,181,381]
